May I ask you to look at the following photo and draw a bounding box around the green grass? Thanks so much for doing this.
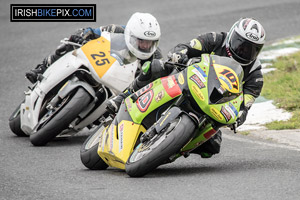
[261,51,300,129]
[240,131,250,136]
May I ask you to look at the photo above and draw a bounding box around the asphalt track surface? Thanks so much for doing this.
[1,0,300,199]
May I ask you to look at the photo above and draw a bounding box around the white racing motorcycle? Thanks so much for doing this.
[9,32,139,146]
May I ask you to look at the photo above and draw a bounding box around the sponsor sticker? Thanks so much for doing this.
[192,85,205,101]
[220,106,232,122]
[210,107,224,121]
[109,124,114,151]
[161,76,182,98]
[119,123,124,152]
[155,90,165,102]
[203,129,217,139]
[192,69,206,83]
[194,64,208,77]
[202,54,210,66]
[190,74,205,89]
[125,97,132,112]
[229,102,238,117]
[178,73,185,85]
[167,76,175,88]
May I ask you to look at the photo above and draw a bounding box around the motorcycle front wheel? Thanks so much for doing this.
[30,87,91,146]
[125,114,196,177]
[8,101,27,137]
[80,124,108,170]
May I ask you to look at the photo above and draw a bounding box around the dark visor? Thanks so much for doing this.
[229,31,263,64]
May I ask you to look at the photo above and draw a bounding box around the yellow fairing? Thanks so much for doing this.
[214,64,240,94]
[81,37,116,78]
[97,120,146,169]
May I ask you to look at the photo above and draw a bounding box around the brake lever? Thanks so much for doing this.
[228,122,237,134]
[60,38,82,47]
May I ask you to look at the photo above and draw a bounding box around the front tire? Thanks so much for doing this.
[8,102,27,137]
[80,125,108,170]
[125,114,196,177]
[30,88,91,146]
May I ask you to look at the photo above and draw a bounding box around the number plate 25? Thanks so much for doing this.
[81,37,116,78]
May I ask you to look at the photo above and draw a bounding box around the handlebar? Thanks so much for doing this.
[164,61,187,72]
[60,38,82,47]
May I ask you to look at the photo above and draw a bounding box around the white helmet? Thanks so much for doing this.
[125,12,161,60]
[226,18,266,66]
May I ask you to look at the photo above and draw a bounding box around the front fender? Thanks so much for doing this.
[155,107,197,133]
[58,78,95,99]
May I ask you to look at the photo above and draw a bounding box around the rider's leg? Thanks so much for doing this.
[191,130,222,158]
[25,44,73,83]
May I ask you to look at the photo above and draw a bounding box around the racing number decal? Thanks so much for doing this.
[136,90,154,112]
[220,69,238,90]
[81,37,116,78]
[91,51,110,66]
[135,83,153,97]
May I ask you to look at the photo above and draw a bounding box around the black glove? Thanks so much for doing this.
[69,35,86,45]
[168,52,189,64]
[237,107,249,127]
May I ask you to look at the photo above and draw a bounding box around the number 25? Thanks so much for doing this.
[91,51,110,66]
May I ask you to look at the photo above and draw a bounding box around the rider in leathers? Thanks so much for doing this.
[107,17,266,158]
[26,13,162,84]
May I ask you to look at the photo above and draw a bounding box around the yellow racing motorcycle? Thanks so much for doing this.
[80,54,244,177]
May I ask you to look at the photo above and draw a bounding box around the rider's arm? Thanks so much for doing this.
[168,32,226,61]
[237,67,264,126]
[79,25,126,41]
[100,25,125,33]
[243,68,264,99]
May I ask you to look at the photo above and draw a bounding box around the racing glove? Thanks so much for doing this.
[236,94,255,127]
[69,35,87,45]
[237,107,248,127]
[168,49,189,64]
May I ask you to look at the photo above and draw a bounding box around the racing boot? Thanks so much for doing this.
[191,130,222,158]
[25,44,72,84]
[25,62,47,84]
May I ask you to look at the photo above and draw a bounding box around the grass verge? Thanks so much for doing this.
[261,51,300,129]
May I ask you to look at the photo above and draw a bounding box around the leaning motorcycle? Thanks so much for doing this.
[80,54,244,177]
[8,32,139,146]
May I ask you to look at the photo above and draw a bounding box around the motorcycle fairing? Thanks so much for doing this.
[79,33,138,93]
[180,123,217,153]
[20,52,86,134]
[187,54,243,125]
[126,75,183,125]
[81,37,116,78]
[97,119,146,169]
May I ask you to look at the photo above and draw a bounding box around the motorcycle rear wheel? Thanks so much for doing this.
[30,87,91,146]
[80,125,108,170]
[8,101,27,137]
[125,114,196,177]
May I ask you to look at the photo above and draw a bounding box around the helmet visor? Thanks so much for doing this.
[229,31,263,65]
[129,34,159,54]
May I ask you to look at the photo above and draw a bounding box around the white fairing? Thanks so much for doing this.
[101,60,138,94]
[75,47,137,94]
[20,52,86,134]
[20,32,138,134]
